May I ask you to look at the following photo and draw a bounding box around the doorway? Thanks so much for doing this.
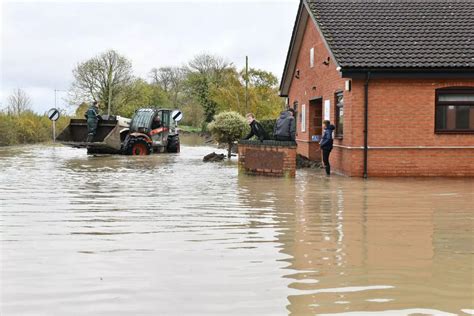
[310,98,323,138]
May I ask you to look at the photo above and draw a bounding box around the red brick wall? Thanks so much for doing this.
[350,78,474,176]
[238,142,296,178]
[286,13,474,177]
[287,16,354,172]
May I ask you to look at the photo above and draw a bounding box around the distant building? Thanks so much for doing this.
[280,0,474,177]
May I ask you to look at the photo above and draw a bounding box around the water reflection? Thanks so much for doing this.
[238,173,473,315]
[0,143,473,315]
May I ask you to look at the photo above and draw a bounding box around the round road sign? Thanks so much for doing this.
[171,109,183,122]
[48,108,60,121]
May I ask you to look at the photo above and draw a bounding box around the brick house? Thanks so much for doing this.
[280,0,474,177]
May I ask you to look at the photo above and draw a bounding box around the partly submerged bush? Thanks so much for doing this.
[208,111,249,158]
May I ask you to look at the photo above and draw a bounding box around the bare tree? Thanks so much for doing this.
[187,54,231,80]
[7,88,32,115]
[149,66,186,106]
[69,50,133,114]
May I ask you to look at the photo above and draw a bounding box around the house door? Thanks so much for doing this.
[310,98,323,138]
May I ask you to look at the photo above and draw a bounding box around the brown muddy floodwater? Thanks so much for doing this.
[1,135,473,316]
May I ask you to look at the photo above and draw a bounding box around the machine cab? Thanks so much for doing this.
[129,108,179,153]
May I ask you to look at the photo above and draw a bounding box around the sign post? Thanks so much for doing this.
[47,108,60,142]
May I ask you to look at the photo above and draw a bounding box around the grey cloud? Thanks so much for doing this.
[1,1,298,113]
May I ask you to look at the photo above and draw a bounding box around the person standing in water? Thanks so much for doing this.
[320,120,335,176]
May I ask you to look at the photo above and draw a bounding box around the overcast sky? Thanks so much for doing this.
[0,0,299,113]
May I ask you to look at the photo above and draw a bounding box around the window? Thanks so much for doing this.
[310,47,315,68]
[293,101,298,134]
[301,104,306,132]
[435,88,474,133]
[335,92,344,137]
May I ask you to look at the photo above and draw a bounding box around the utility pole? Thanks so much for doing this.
[107,68,113,116]
[245,56,249,113]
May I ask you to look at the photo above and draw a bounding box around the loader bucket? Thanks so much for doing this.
[57,119,124,153]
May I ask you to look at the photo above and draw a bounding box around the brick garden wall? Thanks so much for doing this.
[238,140,297,178]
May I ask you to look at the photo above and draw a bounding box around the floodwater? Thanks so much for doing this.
[1,135,473,316]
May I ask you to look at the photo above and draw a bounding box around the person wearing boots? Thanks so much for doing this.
[85,101,101,142]
[320,120,335,176]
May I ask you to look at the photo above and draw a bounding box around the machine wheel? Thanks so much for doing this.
[167,135,180,153]
[126,138,152,156]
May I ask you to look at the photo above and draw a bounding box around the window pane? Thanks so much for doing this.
[338,107,344,135]
[336,94,344,106]
[471,107,474,129]
[436,105,473,131]
[335,92,343,135]
[439,94,474,102]
[301,104,306,132]
[456,106,470,129]
[436,106,446,129]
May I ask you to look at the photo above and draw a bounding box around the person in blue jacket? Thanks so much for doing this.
[320,120,336,176]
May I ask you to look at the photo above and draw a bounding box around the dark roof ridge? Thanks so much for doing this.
[308,0,472,2]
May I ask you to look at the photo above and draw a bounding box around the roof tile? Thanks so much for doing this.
[307,0,474,68]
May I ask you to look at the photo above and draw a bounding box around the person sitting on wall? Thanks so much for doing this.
[320,120,336,176]
[84,101,102,142]
[273,109,296,141]
[243,113,269,142]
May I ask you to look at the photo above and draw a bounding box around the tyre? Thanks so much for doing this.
[125,137,152,156]
[167,135,180,153]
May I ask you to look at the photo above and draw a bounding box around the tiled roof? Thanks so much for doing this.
[306,0,474,69]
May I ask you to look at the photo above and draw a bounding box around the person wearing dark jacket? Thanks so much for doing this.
[243,113,269,141]
[84,101,102,142]
[274,109,296,141]
[320,120,336,176]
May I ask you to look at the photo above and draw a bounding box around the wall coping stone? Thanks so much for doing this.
[239,140,297,148]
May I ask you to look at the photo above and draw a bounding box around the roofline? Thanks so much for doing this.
[308,0,472,2]
[279,1,305,97]
[341,68,474,79]
[280,0,342,97]
[302,0,341,69]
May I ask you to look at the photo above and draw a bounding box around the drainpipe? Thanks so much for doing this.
[363,72,371,179]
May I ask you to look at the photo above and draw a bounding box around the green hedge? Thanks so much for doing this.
[0,112,69,146]
[259,119,276,140]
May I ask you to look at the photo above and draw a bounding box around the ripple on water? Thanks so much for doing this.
[1,144,473,315]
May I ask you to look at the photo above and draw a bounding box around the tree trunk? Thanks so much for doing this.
[227,143,232,159]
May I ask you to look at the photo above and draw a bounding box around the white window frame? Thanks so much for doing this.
[310,47,315,68]
[301,104,306,132]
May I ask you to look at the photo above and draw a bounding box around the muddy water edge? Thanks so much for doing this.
[1,135,473,315]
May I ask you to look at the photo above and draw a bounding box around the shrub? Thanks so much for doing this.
[0,114,18,146]
[0,111,71,146]
[259,119,276,140]
[208,111,249,158]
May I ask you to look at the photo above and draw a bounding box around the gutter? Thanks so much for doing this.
[341,68,474,79]
[363,72,370,179]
